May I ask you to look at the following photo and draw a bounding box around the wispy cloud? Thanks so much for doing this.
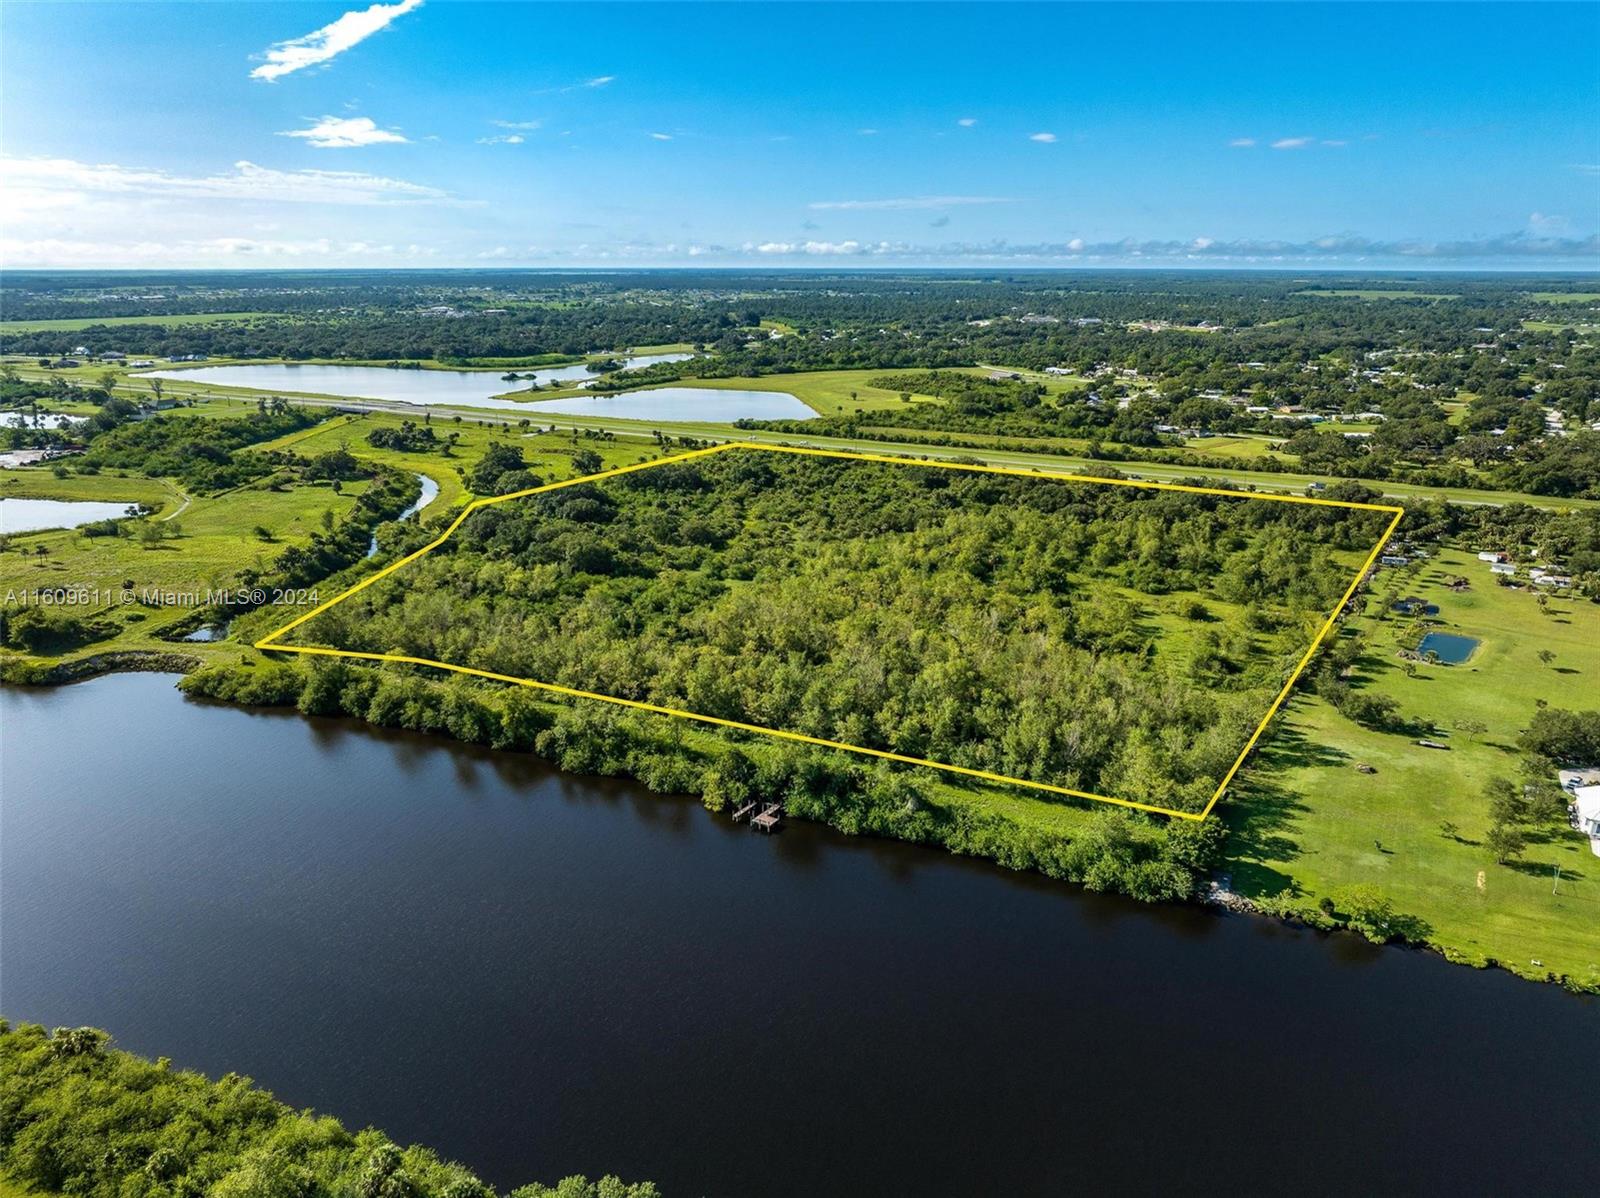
[251,0,424,82]
[649,132,673,141]
[0,236,440,267]
[858,128,878,136]
[754,240,886,255]
[491,120,541,131]
[477,134,524,146]
[729,230,1600,263]
[1572,163,1600,176]
[1321,139,1348,148]
[1029,132,1057,143]
[957,117,978,128]
[1271,137,1313,150]
[0,156,451,208]
[534,74,617,95]
[280,115,408,148]
[808,195,1014,211]
[1228,137,1256,148]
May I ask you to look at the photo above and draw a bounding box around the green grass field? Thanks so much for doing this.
[0,312,273,334]
[1527,292,1600,304]
[1293,289,1460,301]
[1,470,175,510]
[1524,319,1600,334]
[1,469,366,652]
[248,411,682,513]
[1225,548,1600,986]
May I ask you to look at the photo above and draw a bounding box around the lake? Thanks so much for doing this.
[134,359,813,422]
[2,674,1594,1195]
[0,496,142,533]
[520,386,815,421]
[1417,631,1481,664]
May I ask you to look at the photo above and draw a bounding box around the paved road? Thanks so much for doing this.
[258,392,1594,512]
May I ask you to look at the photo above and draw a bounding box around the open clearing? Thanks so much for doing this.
[0,312,273,334]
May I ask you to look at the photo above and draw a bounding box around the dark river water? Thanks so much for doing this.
[3,674,1595,1194]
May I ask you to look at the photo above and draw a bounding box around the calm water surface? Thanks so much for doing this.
[134,360,811,422]
[522,386,815,421]
[0,496,141,533]
[1417,631,1481,664]
[2,674,1594,1195]
[367,473,441,558]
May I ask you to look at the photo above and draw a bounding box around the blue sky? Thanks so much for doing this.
[2,1,1596,269]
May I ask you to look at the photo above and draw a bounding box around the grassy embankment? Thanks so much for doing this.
[1224,547,1600,987]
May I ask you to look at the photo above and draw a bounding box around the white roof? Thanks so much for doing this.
[1575,786,1600,823]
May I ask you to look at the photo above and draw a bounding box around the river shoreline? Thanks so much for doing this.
[4,659,1593,994]
[7,670,1596,1195]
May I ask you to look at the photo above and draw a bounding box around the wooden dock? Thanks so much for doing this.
[751,803,782,833]
[731,801,759,822]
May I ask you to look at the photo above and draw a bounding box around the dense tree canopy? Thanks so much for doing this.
[291,449,1388,812]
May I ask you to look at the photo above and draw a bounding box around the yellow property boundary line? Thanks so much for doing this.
[258,441,1405,821]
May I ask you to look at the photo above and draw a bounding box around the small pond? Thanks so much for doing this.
[1393,600,1439,616]
[0,497,142,534]
[181,623,230,643]
[1417,631,1480,664]
[3,413,85,429]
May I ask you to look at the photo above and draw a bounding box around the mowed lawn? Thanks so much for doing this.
[1225,548,1600,986]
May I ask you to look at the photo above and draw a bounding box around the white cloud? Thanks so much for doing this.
[0,236,438,267]
[0,156,451,210]
[1029,132,1057,143]
[752,240,899,256]
[1066,238,1085,252]
[809,195,1014,211]
[1321,139,1348,148]
[477,134,524,146]
[492,120,541,131]
[583,75,615,88]
[858,128,878,136]
[1571,163,1600,176]
[1271,137,1312,150]
[1530,212,1569,234]
[649,132,673,141]
[1229,138,1256,148]
[1191,236,1215,250]
[280,115,408,148]
[251,0,425,82]
[957,118,978,128]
